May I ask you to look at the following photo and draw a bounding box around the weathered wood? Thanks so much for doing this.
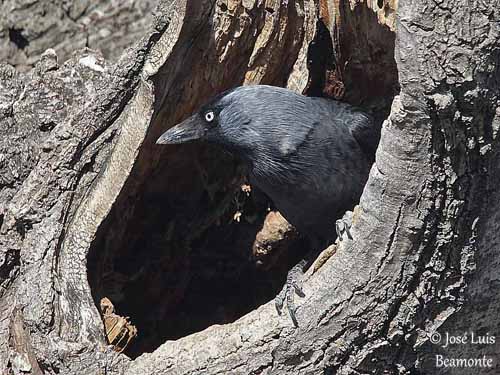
[1,2,177,372]
[0,0,158,71]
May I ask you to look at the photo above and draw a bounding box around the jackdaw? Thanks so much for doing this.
[156,85,378,325]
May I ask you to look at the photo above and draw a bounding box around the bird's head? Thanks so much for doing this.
[156,85,310,164]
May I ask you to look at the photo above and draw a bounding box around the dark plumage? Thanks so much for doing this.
[157,85,377,241]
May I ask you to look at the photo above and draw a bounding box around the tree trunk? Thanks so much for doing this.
[0,0,158,72]
[0,0,499,374]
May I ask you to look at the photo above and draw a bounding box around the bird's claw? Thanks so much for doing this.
[275,259,307,327]
[335,210,353,241]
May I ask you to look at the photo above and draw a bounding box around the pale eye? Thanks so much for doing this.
[205,111,215,122]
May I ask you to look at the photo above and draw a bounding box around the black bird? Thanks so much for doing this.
[156,85,377,324]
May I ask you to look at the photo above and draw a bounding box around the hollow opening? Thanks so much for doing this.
[87,1,399,359]
[87,138,308,357]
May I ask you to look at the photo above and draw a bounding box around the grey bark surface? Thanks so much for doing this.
[0,0,499,374]
[0,0,158,72]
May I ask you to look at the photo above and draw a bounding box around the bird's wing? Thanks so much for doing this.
[344,109,379,159]
[278,118,316,158]
[279,123,315,158]
[308,97,379,158]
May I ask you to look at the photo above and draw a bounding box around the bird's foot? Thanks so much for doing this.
[335,210,353,241]
[275,258,307,327]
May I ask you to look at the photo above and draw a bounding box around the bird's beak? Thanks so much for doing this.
[156,114,205,145]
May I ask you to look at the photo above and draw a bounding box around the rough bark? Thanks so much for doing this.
[0,0,499,374]
[0,0,158,72]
